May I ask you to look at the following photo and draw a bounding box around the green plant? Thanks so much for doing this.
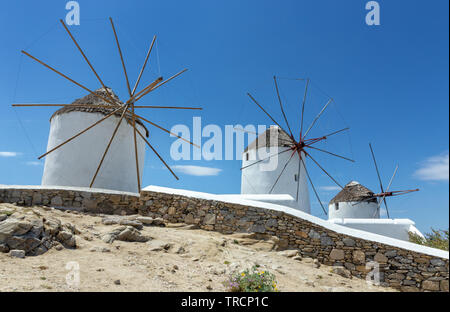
[409,228,449,251]
[225,265,278,292]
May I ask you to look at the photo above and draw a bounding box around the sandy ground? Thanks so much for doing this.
[0,205,395,292]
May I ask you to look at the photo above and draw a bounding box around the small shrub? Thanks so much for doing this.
[409,228,449,251]
[225,265,278,292]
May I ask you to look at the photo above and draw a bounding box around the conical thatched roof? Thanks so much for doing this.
[329,181,377,204]
[50,87,149,137]
[244,126,293,152]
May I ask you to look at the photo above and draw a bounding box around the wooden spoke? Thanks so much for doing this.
[269,150,296,194]
[38,106,123,159]
[273,75,294,138]
[21,50,120,107]
[134,125,179,180]
[110,17,132,97]
[240,148,292,170]
[303,98,333,139]
[299,78,309,139]
[295,152,303,201]
[305,145,355,162]
[13,103,121,109]
[374,164,398,218]
[301,157,327,216]
[134,105,202,110]
[317,127,350,139]
[132,35,156,96]
[130,111,199,148]
[60,19,116,104]
[131,102,141,192]
[304,150,343,189]
[129,77,163,104]
[90,105,129,187]
[134,69,188,102]
[247,93,286,133]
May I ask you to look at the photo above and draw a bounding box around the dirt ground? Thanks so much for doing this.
[0,204,395,292]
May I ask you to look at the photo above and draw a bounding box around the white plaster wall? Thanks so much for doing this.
[241,147,310,213]
[328,201,380,219]
[328,218,424,242]
[41,111,146,193]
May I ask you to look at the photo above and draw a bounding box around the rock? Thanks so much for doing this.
[278,249,299,258]
[329,249,345,261]
[50,196,63,207]
[344,262,356,271]
[118,219,143,230]
[0,243,9,253]
[9,249,25,258]
[152,218,165,226]
[206,285,212,290]
[385,250,397,258]
[374,253,388,264]
[148,240,172,252]
[422,280,440,291]
[292,256,303,261]
[332,266,352,279]
[56,231,76,248]
[114,279,121,285]
[136,216,154,225]
[342,238,355,247]
[204,214,216,225]
[313,259,321,268]
[308,230,320,239]
[185,214,195,224]
[320,236,334,246]
[102,226,150,243]
[0,215,7,222]
[440,280,449,292]
[430,258,445,267]
[353,250,365,264]
[0,219,33,237]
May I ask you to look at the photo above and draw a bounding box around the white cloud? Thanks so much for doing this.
[319,186,341,192]
[172,165,222,176]
[0,151,21,157]
[414,152,449,182]
[26,161,43,166]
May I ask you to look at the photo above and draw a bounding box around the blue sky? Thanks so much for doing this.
[0,0,448,232]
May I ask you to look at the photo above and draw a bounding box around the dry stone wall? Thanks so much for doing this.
[0,186,448,292]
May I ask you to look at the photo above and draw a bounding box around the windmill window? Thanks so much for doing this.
[246,153,249,161]
[335,203,339,210]
[294,174,298,182]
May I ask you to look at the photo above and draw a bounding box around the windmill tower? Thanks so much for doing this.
[328,143,419,220]
[13,18,201,193]
[241,76,354,215]
[41,87,148,192]
[241,126,310,213]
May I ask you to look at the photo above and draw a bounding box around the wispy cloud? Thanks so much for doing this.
[0,151,21,157]
[319,186,341,192]
[172,165,222,176]
[25,161,43,166]
[414,152,449,182]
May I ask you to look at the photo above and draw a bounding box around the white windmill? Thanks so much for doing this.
[240,76,354,215]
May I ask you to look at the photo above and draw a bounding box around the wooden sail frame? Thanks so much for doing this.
[243,75,355,216]
[13,18,202,193]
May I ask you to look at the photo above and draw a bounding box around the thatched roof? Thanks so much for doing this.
[50,87,149,137]
[329,181,377,204]
[244,126,294,152]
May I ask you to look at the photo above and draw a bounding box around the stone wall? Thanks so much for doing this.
[1,185,448,292]
[0,186,139,215]
[138,190,449,292]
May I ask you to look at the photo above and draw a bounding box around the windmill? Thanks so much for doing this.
[12,18,200,193]
[367,143,420,218]
[241,76,354,215]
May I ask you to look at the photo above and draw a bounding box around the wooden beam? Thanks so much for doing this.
[109,17,132,97]
[132,35,156,96]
